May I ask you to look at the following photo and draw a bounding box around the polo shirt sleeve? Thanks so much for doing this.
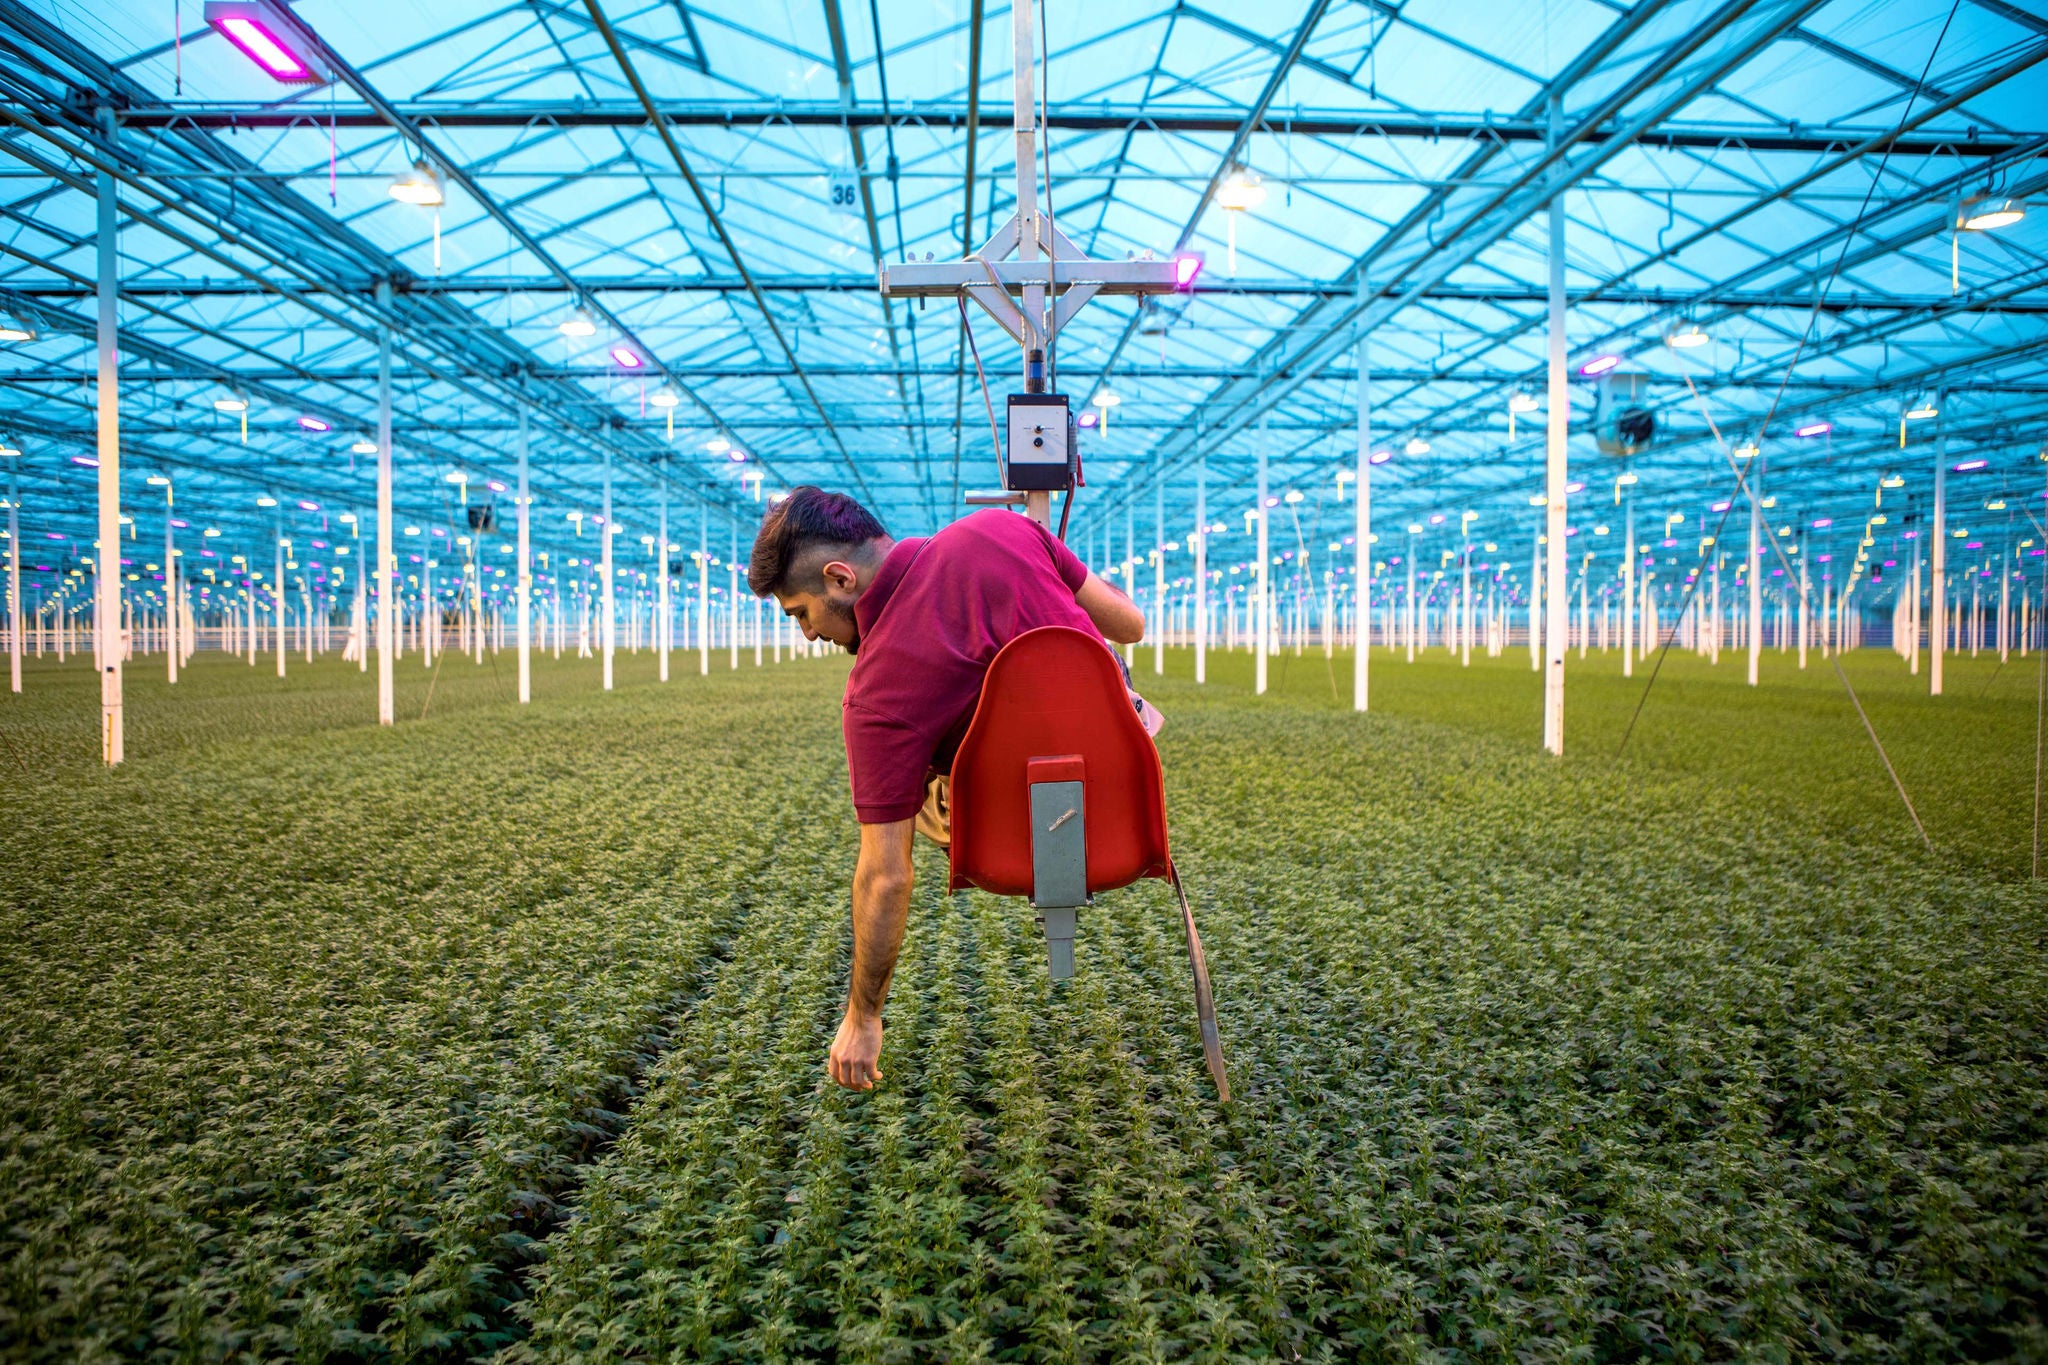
[843,700,932,824]
[1036,517,1090,592]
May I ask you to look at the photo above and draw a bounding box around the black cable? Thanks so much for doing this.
[1617,0,1963,804]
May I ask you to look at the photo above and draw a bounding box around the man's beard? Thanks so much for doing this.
[822,597,860,654]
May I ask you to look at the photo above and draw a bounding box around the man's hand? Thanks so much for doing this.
[828,1008,884,1090]
[831,818,912,1091]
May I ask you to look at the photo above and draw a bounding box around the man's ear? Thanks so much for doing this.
[820,559,861,594]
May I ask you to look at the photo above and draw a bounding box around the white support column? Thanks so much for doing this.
[1931,435,1945,695]
[1194,460,1208,684]
[517,405,532,703]
[600,449,615,689]
[1255,435,1269,695]
[1354,330,1370,711]
[657,485,670,683]
[1799,534,1810,670]
[697,515,710,676]
[1122,505,1136,668]
[163,483,176,685]
[1747,474,1762,686]
[1153,485,1165,676]
[729,524,740,671]
[376,281,395,726]
[275,528,287,679]
[1541,92,1567,755]
[1405,533,1416,663]
[1622,495,1635,677]
[7,475,19,693]
[96,150,124,764]
[1460,537,1472,668]
[1578,571,1587,659]
[2000,542,2011,664]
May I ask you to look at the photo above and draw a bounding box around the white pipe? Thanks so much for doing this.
[1354,331,1370,711]
[1931,433,1945,695]
[376,281,395,726]
[1747,473,1762,686]
[601,449,615,690]
[7,476,19,693]
[518,405,532,703]
[1255,436,1268,695]
[1542,89,1567,754]
[96,150,124,764]
[1195,460,1208,684]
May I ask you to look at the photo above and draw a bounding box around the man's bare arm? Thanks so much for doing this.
[1076,572,1145,644]
[830,817,914,1090]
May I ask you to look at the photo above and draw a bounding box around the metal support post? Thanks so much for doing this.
[601,447,615,690]
[376,280,395,726]
[1932,433,1945,695]
[1194,460,1207,684]
[7,475,18,693]
[657,480,669,683]
[164,482,176,685]
[1355,330,1370,711]
[1153,485,1164,675]
[275,523,286,679]
[1622,495,1635,677]
[1747,465,1762,686]
[1255,433,1269,695]
[518,404,532,703]
[1542,92,1568,755]
[96,148,124,764]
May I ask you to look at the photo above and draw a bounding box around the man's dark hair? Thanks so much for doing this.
[748,486,888,597]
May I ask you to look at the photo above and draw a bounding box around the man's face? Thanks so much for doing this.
[775,559,862,651]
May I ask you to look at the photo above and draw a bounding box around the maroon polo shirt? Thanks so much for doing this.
[843,509,1097,823]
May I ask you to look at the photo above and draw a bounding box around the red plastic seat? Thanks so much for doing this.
[946,625,1228,1101]
[947,626,1170,898]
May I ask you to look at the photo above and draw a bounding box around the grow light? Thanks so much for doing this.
[1953,458,1988,472]
[1579,355,1621,377]
[1958,195,2027,231]
[1795,421,1831,438]
[388,160,444,207]
[204,1,330,83]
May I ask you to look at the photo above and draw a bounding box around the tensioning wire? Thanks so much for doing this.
[1686,376,1932,851]
[958,297,1006,485]
[2036,470,2047,876]
[1613,0,1962,854]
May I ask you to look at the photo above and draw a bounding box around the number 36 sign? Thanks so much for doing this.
[827,171,859,215]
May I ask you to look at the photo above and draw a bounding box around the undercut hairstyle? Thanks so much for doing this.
[747,486,888,597]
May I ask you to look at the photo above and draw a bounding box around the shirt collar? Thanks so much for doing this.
[854,537,925,640]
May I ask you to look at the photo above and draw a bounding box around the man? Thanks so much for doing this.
[747,486,1152,1090]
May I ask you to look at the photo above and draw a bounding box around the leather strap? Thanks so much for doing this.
[1167,861,1230,1103]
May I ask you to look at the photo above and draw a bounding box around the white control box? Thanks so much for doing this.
[1006,394,1072,491]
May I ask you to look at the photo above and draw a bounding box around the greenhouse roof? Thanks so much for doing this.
[2,0,2045,606]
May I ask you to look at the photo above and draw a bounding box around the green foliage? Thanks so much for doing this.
[0,653,846,1360]
[3,646,2044,1362]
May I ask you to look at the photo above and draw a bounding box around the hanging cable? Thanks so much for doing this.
[959,298,1006,483]
[1616,0,1962,857]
